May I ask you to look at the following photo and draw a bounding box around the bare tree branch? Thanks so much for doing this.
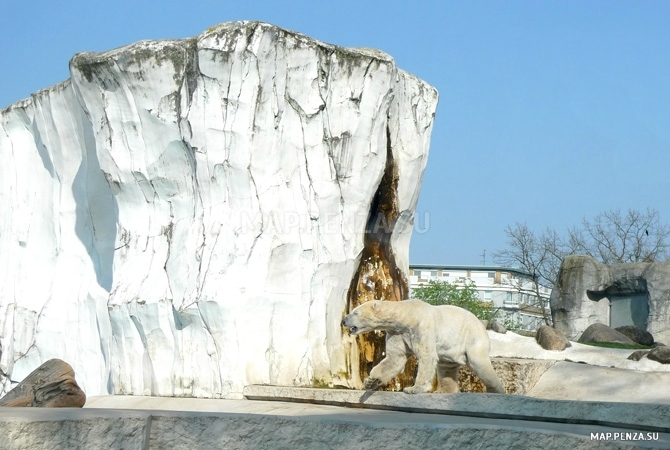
[574,208,670,263]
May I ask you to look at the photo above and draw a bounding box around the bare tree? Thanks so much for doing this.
[493,208,670,328]
[492,223,560,325]
[568,208,670,264]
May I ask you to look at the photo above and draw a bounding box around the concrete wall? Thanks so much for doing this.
[3,391,669,450]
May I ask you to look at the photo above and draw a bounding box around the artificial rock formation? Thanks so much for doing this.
[0,22,438,398]
[458,358,554,395]
[551,255,670,344]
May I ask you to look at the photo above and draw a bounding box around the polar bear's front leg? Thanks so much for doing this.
[363,333,408,390]
[402,357,437,394]
[403,345,438,394]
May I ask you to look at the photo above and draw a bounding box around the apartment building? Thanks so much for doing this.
[409,264,552,331]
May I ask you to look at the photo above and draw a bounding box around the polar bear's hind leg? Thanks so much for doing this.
[436,361,460,393]
[466,350,505,393]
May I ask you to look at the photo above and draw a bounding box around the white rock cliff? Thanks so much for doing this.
[0,21,438,398]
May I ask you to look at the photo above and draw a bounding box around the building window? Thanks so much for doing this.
[505,292,519,306]
[488,272,495,278]
[430,270,438,277]
[484,291,492,300]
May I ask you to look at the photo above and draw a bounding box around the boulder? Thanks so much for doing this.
[577,323,636,345]
[0,359,86,407]
[647,346,670,364]
[489,321,507,334]
[626,350,649,361]
[615,326,654,346]
[535,325,571,351]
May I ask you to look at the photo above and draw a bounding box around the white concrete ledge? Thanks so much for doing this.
[243,385,670,434]
[2,394,670,449]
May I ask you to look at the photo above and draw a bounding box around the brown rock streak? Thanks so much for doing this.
[346,124,415,390]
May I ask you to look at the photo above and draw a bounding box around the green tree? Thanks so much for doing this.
[413,279,496,322]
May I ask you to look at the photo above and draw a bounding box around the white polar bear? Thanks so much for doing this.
[342,299,505,394]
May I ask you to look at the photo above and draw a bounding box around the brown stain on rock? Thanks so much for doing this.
[345,125,417,391]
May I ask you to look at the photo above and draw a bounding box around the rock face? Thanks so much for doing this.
[577,323,636,345]
[0,359,86,407]
[551,255,670,344]
[535,325,571,351]
[0,22,438,398]
[615,326,654,346]
[458,358,554,395]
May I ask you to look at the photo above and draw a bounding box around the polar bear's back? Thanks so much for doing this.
[400,300,486,335]
[432,304,487,333]
[422,303,491,363]
[433,303,484,323]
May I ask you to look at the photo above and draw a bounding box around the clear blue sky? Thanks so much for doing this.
[2,0,669,266]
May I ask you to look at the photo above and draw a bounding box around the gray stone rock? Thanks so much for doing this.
[652,342,666,348]
[0,359,86,407]
[535,325,571,351]
[648,346,670,364]
[577,323,636,345]
[489,321,507,334]
[626,350,649,361]
[615,325,654,346]
[551,255,670,345]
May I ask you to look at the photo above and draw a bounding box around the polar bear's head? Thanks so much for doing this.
[341,301,386,335]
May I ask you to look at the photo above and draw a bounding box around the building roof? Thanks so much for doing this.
[409,263,537,279]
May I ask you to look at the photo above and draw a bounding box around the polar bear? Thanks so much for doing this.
[342,299,505,394]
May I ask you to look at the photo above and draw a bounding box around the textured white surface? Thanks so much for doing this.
[489,331,670,372]
[0,21,438,398]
